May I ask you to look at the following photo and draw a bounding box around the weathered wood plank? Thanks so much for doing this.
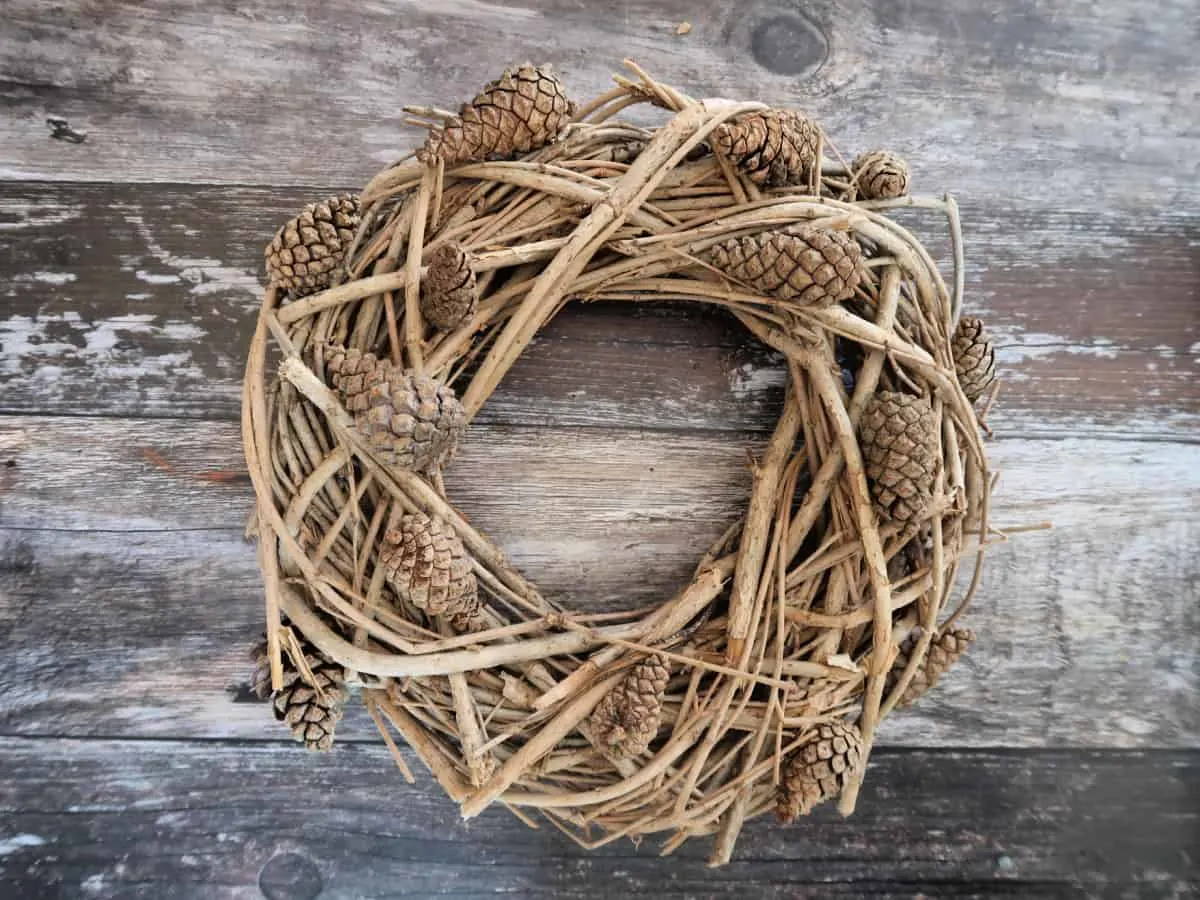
[1,0,1196,209]
[0,738,1194,898]
[2,417,1196,747]
[2,184,1196,437]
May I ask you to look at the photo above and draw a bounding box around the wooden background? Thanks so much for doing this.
[1,1,1197,897]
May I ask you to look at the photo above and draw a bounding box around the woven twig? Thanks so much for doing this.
[243,59,994,863]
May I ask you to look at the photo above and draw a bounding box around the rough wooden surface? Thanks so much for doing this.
[0,738,1195,899]
[1,0,1198,895]
[2,185,1196,437]
[1,0,1196,205]
[1,418,1197,747]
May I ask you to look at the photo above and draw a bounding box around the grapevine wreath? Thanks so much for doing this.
[242,61,998,863]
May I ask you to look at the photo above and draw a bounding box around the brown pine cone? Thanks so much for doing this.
[887,627,975,707]
[324,346,466,472]
[590,654,670,758]
[250,634,348,751]
[776,720,864,822]
[712,109,820,187]
[421,241,477,331]
[419,63,575,166]
[851,149,910,200]
[249,636,274,700]
[265,195,361,297]
[381,512,480,626]
[859,391,938,523]
[709,227,863,306]
[952,316,997,403]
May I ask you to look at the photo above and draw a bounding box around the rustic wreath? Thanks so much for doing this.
[242,61,997,863]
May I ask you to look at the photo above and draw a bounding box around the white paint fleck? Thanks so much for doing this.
[1115,715,1157,736]
[121,211,262,303]
[135,270,181,285]
[80,873,107,894]
[726,361,784,400]
[0,834,46,856]
[23,272,78,285]
[0,199,83,231]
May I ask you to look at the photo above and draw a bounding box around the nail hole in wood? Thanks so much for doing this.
[259,851,322,900]
[751,12,828,77]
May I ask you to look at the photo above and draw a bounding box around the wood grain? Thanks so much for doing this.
[2,184,1196,437]
[2,416,1196,747]
[1,0,1196,209]
[0,737,1194,898]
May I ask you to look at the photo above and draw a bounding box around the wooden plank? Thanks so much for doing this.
[1,0,1196,207]
[2,417,1197,747]
[2,184,1196,437]
[0,737,1194,898]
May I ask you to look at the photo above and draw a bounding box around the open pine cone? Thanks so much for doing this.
[589,654,671,758]
[888,627,976,707]
[713,109,820,187]
[419,63,575,165]
[250,634,348,751]
[265,194,361,297]
[775,721,865,822]
[710,227,863,306]
[324,346,466,473]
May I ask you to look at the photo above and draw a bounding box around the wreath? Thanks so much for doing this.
[242,60,997,863]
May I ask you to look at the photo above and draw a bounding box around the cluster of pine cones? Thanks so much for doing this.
[252,63,993,830]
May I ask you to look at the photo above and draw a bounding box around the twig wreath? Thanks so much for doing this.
[243,60,998,863]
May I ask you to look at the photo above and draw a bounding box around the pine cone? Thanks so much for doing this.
[421,241,477,331]
[250,634,348,751]
[851,149,910,200]
[859,391,938,523]
[265,195,361,297]
[710,227,863,306]
[419,63,575,166]
[952,317,997,404]
[775,721,864,822]
[590,654,670,758]
[887,627,975,707]
[712,109,820,187]
[324,346,466,472]
[249,637,273,700]
[381,512,480,625]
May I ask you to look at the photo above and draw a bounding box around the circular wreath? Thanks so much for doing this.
[243,61,996,864]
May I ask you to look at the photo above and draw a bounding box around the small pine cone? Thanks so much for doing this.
[324,346,466,472]
[590,654,670,758]
[249,637,273,700]
[775,721,864,823]
[859,391,939,523]
[421,241,477,331]
[251,633,348,751]
[419,63,575,166]
[265,195,361,297]
[380,512,479,624]
[851,149,910,200]
[710,227,863,306]
[951,316,997,404]
[712,109,821,187]
[887,627,976,708]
